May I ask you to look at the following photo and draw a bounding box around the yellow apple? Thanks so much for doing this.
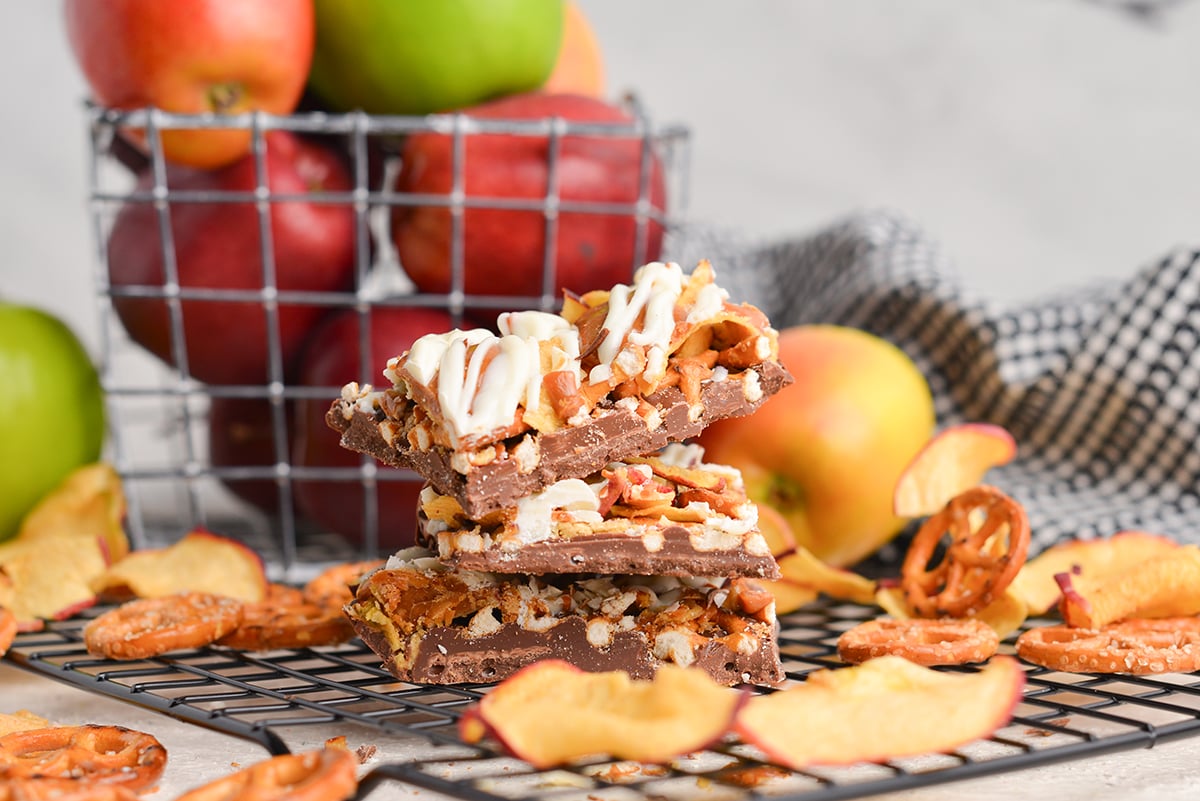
[697,325,935,567]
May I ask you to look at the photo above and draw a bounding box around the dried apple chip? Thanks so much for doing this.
[734,656,1024,768]
[92,527,267,602]
[755,504,797,559]
[893,423,1017,519]
[0,607,14,657]
[776,546,876,605]
[459,660,746,767]
[757,579,819,615]
[17,462,129,563]
[0,710,50,737]
[0,534,108,627]
[875,584,1028,640]
[1011,531,1180,616]
[1057,545,1200,629]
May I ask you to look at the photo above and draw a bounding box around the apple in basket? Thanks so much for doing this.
[697,325,936,568]
[64,0,314,169]
[106,131,356,387]
[208,396,295,516]
[541,1,606,99]
[292,306,461,549]
[306,0,563,115]
[391,92,668,312]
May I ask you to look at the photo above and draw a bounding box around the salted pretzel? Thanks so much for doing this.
[301,561,385,610]
[175,747,357,801]
[216,584,355,651]
[83,592,244,660]
[1016,618,1200,675]
[0,725,166,791]
[0,607,16,658]
[0,778,140,801]
[837,617,1000,666]
[901,485,1031,618]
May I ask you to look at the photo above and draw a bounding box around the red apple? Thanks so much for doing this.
[64,0,314,169]
[292,306,460,550]
[391,92,667,307]
[696,325,936,568]
[207,396,294,515]
[107,131,357,386]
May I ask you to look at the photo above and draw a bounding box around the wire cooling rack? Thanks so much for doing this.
[85,101,691,571]
[9,598,1200,801]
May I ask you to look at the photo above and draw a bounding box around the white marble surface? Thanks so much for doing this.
[5,1,1200,798]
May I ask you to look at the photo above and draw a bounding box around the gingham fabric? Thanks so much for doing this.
[672,208,1200,556]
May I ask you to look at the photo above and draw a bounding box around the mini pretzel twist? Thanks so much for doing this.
[1016,618,1200,675]
[217,584,355,651]
[901,485,1031,617]
[175,748,357,801]
[837,617,1000,666]
[0,725,166,791]
[302,561,385,610]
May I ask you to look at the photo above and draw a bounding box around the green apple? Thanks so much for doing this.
[0,302,105,540]
[307,0,564,114]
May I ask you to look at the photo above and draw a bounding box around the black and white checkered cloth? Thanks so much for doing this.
[673,208,1200,556]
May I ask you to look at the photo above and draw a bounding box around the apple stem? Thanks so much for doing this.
[207,82,244,114]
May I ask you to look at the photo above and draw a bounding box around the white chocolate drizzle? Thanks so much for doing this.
[380,261,751,446]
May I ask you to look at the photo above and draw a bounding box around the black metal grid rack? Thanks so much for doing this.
[85,102,690,572]
[10,598,1200,801]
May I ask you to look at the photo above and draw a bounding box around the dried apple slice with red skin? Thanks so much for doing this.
[17,462,130,563]
[92,527,268,602]
[893,423,1017,519]
[757,578,818,615]
[755,503,796,559]
[459,660,747,768]
[776,547,876,605]
[1011,531,1179,616]
[875,585,1029,640]
[0,534,109,627]
[734,655,1025,768]
[1057,545,1200,629]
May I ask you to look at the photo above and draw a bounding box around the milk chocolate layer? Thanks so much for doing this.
[328,360,792,519]
[417,447,780,578]
[355,616,782,686]
[422,519,781,579]
[344,551,784,686]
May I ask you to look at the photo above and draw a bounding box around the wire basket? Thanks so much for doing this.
[83,100,691,576]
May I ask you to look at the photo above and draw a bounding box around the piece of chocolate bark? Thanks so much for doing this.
[327,260,794,518]
[416,443,780,579]
[345,548,784,686]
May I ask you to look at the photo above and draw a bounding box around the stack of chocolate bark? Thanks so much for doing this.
[327,261,794,686]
